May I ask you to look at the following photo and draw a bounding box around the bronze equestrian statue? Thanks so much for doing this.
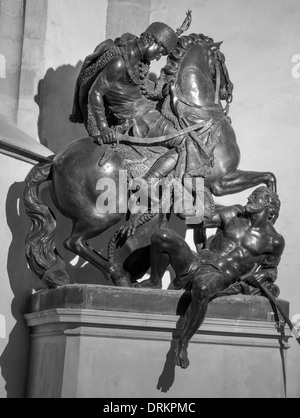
[24,13,277,290]
[141,187,285,368]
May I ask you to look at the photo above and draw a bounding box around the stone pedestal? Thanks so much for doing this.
[24,285,290,398]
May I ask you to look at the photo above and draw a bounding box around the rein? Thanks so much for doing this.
[215,49,233,105]
[107,37,233,160]
[167,82,227,164]
[214,55,222,105]
[174,88,225,113]
[172,49,233,117]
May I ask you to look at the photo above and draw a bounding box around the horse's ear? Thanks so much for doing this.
[211,41,223,52]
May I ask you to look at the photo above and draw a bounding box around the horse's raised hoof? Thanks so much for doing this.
[266,172,277,193]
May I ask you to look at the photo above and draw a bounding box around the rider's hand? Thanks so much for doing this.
[99,127,117,145]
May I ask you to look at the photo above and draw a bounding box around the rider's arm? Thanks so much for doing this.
[88,57,125,135]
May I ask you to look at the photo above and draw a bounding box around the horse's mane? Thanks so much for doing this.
[157,32,233,110]
[162,33,216,78]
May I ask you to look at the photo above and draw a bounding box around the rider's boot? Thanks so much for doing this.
[143,148,179,183]
[120,150,179,238]
[134,148,179,208]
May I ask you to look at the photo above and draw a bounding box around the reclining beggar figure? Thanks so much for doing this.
[138,187,285,369]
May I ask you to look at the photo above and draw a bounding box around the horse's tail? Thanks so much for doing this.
[23,157,69,288]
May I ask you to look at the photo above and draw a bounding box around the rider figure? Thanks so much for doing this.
[70,14,193,198]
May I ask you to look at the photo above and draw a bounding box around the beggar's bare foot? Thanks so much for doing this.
[175,343,190,369]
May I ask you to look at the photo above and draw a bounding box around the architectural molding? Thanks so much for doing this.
[0,113,54,164]
[25,307,290,349]
[25,288,291,398]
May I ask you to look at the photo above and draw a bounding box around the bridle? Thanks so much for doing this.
[213,49,234,109]
[170,45,234,117]
[163,43,234,167]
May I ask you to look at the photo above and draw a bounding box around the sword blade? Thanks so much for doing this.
[116,119,213,146]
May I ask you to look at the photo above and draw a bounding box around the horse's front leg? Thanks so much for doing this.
[208,169,277,196]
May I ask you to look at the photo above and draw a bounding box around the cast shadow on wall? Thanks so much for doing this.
[0,182,43,398]
[34,63,117,285]
[0,65,187,397]
[35,62,87,154]
[156,293,192,393]
[0,63,113,397]
[0,172,119,397]
[34,64,186,286]
[35,64,159,154]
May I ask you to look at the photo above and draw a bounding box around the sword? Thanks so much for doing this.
[242,265,300,345]
[214,264,300,345]
[258,281,300,344]
[115,119,213,146]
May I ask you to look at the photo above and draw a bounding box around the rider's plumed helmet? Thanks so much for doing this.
[143,22,178,54]
[142,10,192,54]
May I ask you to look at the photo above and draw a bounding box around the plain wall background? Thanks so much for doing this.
[0,0,299,397]
[0,0,110,398]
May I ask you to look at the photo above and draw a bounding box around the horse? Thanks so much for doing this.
[24,32,276,289]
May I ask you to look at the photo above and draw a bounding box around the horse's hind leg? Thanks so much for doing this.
[209,169,277,197]
[64,219,133,287]
[64,220,111,281]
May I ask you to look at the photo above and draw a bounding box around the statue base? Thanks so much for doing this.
[24,285,290,398]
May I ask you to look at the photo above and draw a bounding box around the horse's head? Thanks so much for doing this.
[162,33,234,109]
